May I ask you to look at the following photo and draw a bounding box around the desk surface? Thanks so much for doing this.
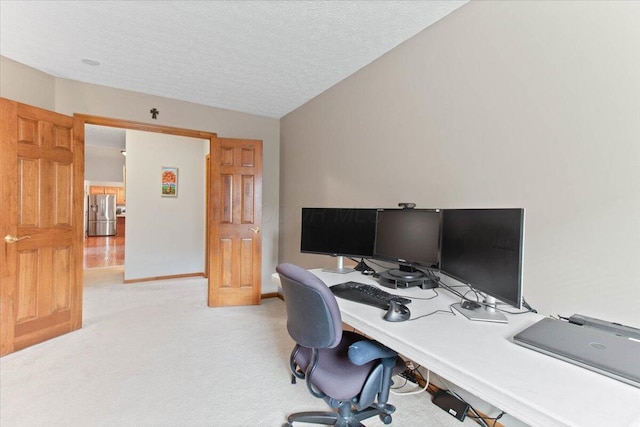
[272,269,640,427]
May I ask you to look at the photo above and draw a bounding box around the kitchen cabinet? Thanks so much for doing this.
[116,187,125,204]
[89,186,105,195]
[116,216,126,237]
[89,185,125,204]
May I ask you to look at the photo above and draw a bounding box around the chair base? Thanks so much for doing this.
[286,411,339,426]
[286,404,395,427]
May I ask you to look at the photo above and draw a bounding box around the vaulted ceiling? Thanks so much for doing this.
[0,1,467,119]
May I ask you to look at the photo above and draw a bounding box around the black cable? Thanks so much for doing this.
[393,288,439,301]
[358,258,396,270]
[390,376,409,390]
[462,288,483,303]
[356,262,535,316]
[448,388,506,427]
[438,276,537,316]
[407,303,457,321]
[468,410,506,427]
[433,277,467,300]
[495,307,535,315]
[494,299,538,315]
[361,263,535,318]
[521,298,537,313]
[442,389,490,427]
[489,411,505,427]
[440,283,469,288]
[468,407,491,427]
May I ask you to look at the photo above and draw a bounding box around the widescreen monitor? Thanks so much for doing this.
[373,208,441,279]
[440,208,525,322]
[300,207,377,262]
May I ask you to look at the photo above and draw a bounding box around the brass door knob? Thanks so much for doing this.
[250,227,260,234]
[4,234,31,244]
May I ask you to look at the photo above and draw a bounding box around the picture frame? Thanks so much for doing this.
[161,166,178,197]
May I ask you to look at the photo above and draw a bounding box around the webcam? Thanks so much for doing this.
[398,202,416,209]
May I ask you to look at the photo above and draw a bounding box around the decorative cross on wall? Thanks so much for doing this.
[150,108,159,119]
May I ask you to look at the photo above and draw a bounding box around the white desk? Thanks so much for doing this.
[272,269,640,427]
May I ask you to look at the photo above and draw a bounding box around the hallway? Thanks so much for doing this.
[83,236,124,269]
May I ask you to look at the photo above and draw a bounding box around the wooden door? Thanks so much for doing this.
[208,138,262,307]
[204,154,210,279]
[0,98,84,356]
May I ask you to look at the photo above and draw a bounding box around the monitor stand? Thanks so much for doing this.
[322,256,355,274]
[452,296,508,324]
[387,267,424,281]
[378,267,438,290]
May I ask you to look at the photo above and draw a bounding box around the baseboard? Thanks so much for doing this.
[261,292,281,300]
[122,276,282,302]
[123,272,204,284]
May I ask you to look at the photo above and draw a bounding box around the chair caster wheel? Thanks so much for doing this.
[379,413,392,424]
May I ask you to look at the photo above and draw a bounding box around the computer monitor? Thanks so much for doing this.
[373,208,441,280]
[440,208,525,323]
[300,208,377,273]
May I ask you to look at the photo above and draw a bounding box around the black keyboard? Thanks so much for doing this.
[330,281,412,310]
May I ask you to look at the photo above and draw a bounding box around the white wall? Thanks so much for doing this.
[0,56,280,294]
[0,56,55,110]
[280,1,640,327]
[53,78,280,293]
[125,130,207,281]
[84,145,125,182]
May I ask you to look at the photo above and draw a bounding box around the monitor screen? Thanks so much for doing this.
[373,209,441,277]
[300,208,377,258]
[440,208,525,309]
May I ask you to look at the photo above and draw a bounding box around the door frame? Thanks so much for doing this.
[204,154,210,279]
[75,113,217,275]
[76,115,217,141]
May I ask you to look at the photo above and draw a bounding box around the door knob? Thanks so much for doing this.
[4,234,31,244]
[250,227,260,234]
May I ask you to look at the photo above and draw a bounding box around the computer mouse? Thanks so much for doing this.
[383,300,411,322]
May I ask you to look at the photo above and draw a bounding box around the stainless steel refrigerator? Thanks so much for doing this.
[87,194,116,236]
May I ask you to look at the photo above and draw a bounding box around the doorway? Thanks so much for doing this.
[1,100,263,356]
[82,125,208,279]
[83,124,127,269]
[74,113,263,308]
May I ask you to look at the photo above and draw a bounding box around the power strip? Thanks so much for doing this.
[399,369,419,384]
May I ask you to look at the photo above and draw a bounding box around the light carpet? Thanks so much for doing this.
[0,266,476,426]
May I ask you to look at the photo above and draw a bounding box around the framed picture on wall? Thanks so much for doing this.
[161,166,178,197]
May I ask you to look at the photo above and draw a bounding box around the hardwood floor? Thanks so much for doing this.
[83,236,125,268]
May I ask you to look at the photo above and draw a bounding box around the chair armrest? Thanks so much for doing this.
[348,340,396,366]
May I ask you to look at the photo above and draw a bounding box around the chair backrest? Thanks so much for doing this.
[276,263,343,349]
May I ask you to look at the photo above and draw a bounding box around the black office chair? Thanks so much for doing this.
[276,263,404,426]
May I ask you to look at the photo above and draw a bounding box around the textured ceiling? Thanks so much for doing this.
[85,125,127,149]
[0,1,467,118]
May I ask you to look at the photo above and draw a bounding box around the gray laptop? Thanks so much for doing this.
[513,317,640,388]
